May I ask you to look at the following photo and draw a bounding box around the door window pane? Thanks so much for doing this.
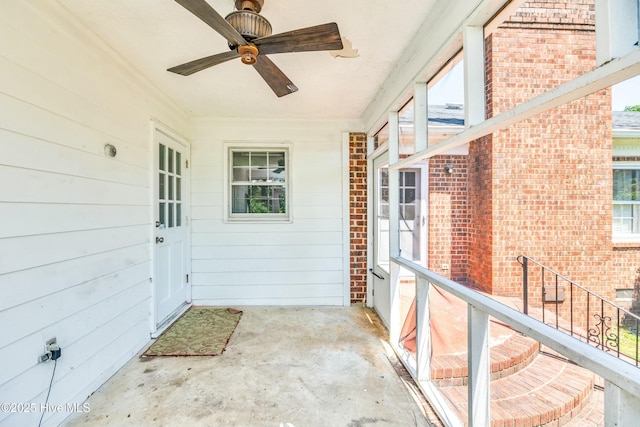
[159,173,165,199]
[404,171,416,187]
[168,148,174,173]
[404,205,416,220]
[159,144,166,171]
[168,202,174,228]
[379,169,389,218]
[159,202,165,226]
[404,188,416,203]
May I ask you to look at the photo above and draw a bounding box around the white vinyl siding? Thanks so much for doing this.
[0,2,188,426]
[190,119,351,306]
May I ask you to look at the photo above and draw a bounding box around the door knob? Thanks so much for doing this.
[156,237,164,244]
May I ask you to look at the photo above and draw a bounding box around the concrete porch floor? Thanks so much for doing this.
[61,306,435,427]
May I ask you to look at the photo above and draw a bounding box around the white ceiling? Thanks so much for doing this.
[55,0,438,121]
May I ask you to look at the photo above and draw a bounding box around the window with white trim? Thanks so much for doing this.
[613,165,640,239]
[228,148,289,220]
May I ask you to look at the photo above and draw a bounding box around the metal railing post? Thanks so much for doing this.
[633,319,640,366]
[522,256,528,315]
[555,274,559,329]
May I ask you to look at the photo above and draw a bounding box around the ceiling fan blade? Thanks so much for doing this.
[254,23,343,55]
[174,0,247,47]
[167,51,240,76]
[252,55,298,97]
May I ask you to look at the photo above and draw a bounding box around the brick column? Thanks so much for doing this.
[349,133,368,304]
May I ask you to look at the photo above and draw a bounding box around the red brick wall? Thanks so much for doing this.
[468,137,494,291]
[350,133,368,304]
[502,0,594,31]
[612,247,640,311]
[468,0,615,312]
[428,156,469,281]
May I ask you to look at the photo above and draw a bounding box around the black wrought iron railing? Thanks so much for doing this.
[517,255,640,366]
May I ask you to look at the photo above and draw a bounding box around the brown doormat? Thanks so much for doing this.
[143,307,243,357]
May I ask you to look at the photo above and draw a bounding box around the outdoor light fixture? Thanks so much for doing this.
[104,144,117,157]
[445,164,454,174]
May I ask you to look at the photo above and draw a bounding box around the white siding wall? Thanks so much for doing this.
[190,118,356,306]
[0,2,188,426]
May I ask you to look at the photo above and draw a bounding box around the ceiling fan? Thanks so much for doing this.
[168,0,344,97]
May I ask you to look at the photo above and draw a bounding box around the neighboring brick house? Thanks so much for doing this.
[469,0,614,316]
[350,0,640,317]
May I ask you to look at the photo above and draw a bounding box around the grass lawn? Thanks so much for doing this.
[616,326,640,362]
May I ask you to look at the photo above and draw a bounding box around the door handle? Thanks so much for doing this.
[156,237,164,244]
[369,268,384,280]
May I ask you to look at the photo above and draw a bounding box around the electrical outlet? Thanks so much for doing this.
[38,337,61,363]
[441,264,450,271]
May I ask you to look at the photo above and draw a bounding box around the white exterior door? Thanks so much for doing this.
[372,153,391,327]
[153,127,190,327]
[371,152,427,328]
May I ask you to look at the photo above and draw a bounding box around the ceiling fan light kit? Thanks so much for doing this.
[169,0,344,97]
[238,44,259,65]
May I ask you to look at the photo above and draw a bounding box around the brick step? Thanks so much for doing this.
[425,288,541,386]
[431,332,540,386]
[561,386,604,427]
[438,352,595,427]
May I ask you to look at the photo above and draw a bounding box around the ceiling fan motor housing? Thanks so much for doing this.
[225,10,272,42]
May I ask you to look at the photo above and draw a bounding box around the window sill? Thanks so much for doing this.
[225,216,292,224]
[612,240,640,248]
